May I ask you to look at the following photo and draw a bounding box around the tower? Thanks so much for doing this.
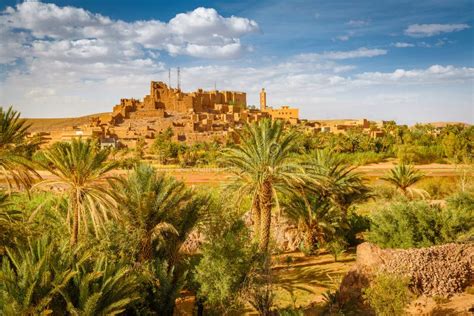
[260,88,267,111]
[177,67,181,91]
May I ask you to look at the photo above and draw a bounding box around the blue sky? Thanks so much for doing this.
[0,0,473,124]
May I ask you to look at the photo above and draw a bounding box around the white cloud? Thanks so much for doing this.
[0,1,259,62]
[347,19,369,27]
[355,65,474,83]
[323,47,387,59]
[405,23,470,37]
[295,47,387,62]
[392,42,415,48]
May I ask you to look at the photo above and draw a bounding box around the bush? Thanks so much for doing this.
[363,273,413,316]
[416,177,456,199]
[367,199,472,249]
[396,144,445,164]
[194,204,257,314]
[340,151,389,166]
[326,237,347,262]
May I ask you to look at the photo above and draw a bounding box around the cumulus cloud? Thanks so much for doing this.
[0,1,259,63]
[392,42,415,48]
[405,23,470,37]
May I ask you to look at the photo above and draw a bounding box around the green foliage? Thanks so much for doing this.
[0,237,76,314]
[194,201,256,313]
[339,151,388,166]
[223,119,303,252]
[0,237,140,315]
[397,144,445,164]
[381,164,426,198]
[416,177,456,199]
[37,138,120,244]
[442,126,473,163]
[368,199,473,248]
[342,210,371,247]
[363,273,413,316]
[283,150,371,253]
[61,257,140,316]
[326,237,347,262]
[0,106,41,191]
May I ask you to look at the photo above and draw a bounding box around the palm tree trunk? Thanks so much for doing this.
[139,234,152,262]
[252,193,261,241]
[70,190,79,246]
[259,180,273,252]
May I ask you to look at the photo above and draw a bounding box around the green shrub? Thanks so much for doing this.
[194,204,257,314]
[416,177,456,199]
[396,145,445,164]
[326,237,347,262]
[368,199,472,249]
[441,192,474,242]
[363,273,413,316]
[340,151,389,166]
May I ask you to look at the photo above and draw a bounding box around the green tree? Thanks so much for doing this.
[0,237,78,314]
[223,119,303,252]
[60,257,140,316]
[113,164,199,262]
[0,106,41,193]
[304,150,370,220]
[194,199,257,314]
[0,237,140,315]
[283,194,341,254]
[37,139,119,245]
[381,164,425,198]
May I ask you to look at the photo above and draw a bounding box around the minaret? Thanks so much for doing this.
[260,88,267,111]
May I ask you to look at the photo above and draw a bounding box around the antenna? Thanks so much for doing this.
[168,68,171,88]
[177,67,181,91]
[214,81,216,91]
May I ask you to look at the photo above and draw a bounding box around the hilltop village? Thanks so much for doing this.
[28,81,389,148]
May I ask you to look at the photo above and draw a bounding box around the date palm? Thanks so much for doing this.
[0,237,78,314]
[381,163,426,197]
[112,164,194,262]
[223,119,303,252]
[304,150,371,220]
[36,139,119,245]
[60,257,140,316]
[284,193,341,254]
[0,106,41,192]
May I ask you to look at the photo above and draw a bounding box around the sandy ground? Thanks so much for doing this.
[19,163,470,189]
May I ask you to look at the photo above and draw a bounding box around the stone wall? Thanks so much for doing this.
[339,242,474,302]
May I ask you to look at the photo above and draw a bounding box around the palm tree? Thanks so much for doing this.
[381,163,426,197]
[0,237,77,314]
[1,237,140,315]
[113,164,209,315]
[0,106,41,192]
[283,193,341,254]
[304,150,371,220]
[223,119,303,252]
[112,164,201,262]
[61,257,140,315]
[36,139,119,245]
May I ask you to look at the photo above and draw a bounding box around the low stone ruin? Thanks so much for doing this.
[339,242,474,302]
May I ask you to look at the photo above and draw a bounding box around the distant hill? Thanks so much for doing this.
[427,122,471,128]
[23,113,109,132]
